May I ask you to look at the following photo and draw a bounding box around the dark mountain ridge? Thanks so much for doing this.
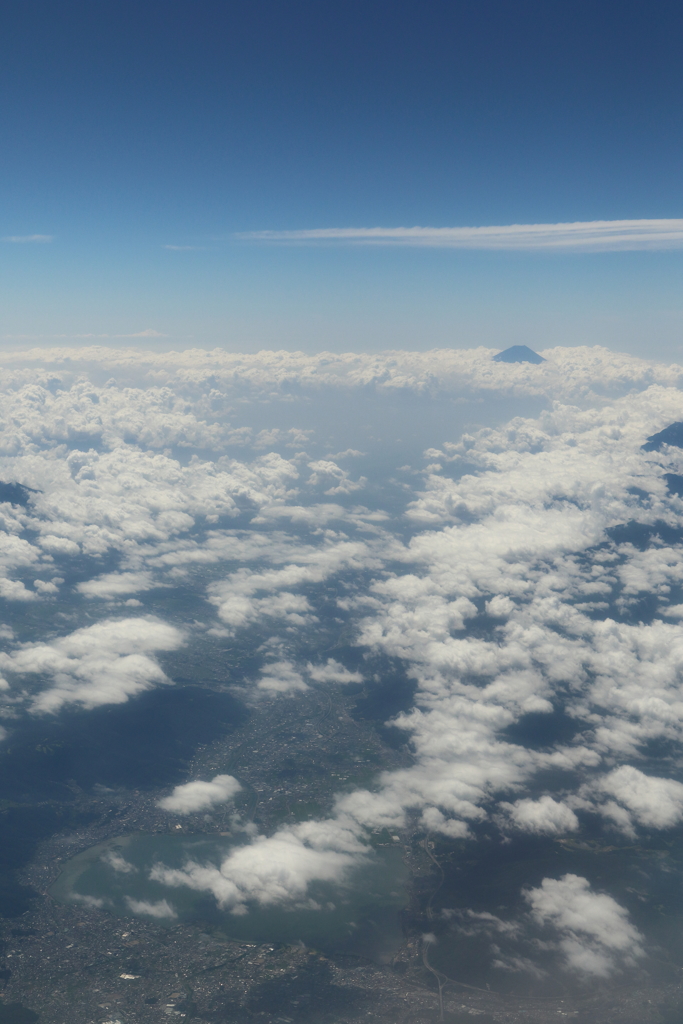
[642,422,683,452]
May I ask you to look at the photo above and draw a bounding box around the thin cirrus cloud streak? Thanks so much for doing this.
[2,234,54,244]
[238,219,683,252]
[2,329,168,341]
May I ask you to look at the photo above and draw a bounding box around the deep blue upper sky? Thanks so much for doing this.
[2,0,683,353]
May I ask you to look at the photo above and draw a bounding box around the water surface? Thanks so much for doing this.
[50,832,408,962]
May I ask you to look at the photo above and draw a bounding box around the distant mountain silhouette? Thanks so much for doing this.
[492,345,545,364]
[642,422,683,451]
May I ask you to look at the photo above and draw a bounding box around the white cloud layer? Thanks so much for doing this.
[1,345,682,408]
[3,345,683,974]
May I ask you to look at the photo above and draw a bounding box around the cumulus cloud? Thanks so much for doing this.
[500,796,579,835]
[77,572,157,599]
[210,587,314,631]
[0,578,38,601]
[206,539,380,632]
[524,875,644,977]
[125,897,177,919]
[33,578,61,595]
[0,617,183,712]
[585,765,683,833]
[257,661,308,693]
[306,658,363,684]
[485,595,516,618]
[307,459,366,495]
[102,850,137,873]
[238,219,683,252]
[419,806,472,838]
[38,534,80,555]
[71,893,107,908]
[158,774,242,814]
[150,817,368,915]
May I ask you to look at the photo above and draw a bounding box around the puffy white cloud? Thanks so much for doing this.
[211,588,314,631]
[306,659,363,684]
[0,443,301,576]
[77,571,156,599]
[0,525,42,601]
[257,661,308,693]
[33,578,61,595]
[71,893,107,908]
[485,595,516,618]
[584,618,683,755]
[616,544,683,598]
[419,806,472,838]
[333,788,407,830]
[38,535,80,555]
[102,850,137,873]
[158,775,242,814]
[150,817,368,915]
[206,539,382,632]
[0,617,184,712]
[0,579,37,601]
[307,459,366,495]
[524,875,644,977]
[500,796,579,835]
[586,765,683,832]
[125,897,177,919]
[447,908,521,938]
[0,533,41,568]
[0,378,230,453]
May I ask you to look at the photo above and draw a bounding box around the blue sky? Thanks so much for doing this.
[1,0,683,354]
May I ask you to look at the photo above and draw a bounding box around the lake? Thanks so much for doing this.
[49,832,408,962]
